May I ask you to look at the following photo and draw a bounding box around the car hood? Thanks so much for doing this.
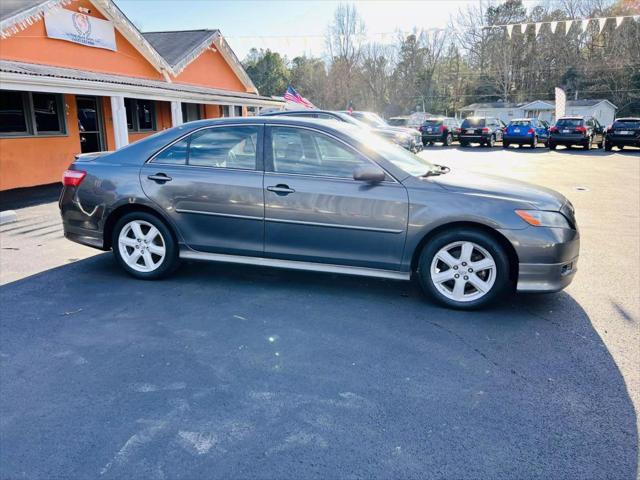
[372,127,416,139]
[432,170,567,210]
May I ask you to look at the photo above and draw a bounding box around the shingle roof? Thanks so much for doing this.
[459,102,526,110]
[142,29,218,69]
[0,0,46,22]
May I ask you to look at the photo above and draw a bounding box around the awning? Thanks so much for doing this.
[0,59,283,107]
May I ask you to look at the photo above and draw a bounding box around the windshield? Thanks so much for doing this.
[351,112,388,128]
[461,118,485,128]
[343,124,435,177]
[423,119,443,126]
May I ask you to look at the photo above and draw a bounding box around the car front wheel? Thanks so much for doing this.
[112,212,179,279]
[417,229,510,309]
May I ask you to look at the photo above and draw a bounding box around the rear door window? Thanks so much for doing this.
[188,126,259,169]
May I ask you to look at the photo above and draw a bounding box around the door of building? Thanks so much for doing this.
[76,96,105,153]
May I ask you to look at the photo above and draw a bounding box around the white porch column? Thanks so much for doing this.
[110,96,129,150]
[170,101,183,127]
[227,105,237,117]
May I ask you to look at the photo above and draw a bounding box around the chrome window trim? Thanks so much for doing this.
[147,123,264,170]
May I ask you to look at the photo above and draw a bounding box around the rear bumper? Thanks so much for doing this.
[422,134,445,142]
[606,136,640,147]
[459,134,490,143]
[504,135,535,144]
[549,134,588,145]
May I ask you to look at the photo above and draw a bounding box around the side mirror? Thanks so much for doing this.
[353,165,386,183]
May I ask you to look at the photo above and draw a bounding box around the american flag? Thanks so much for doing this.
[283,86,315,109]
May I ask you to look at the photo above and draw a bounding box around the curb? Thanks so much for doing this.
[0,210,18,226]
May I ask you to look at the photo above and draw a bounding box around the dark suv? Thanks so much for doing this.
[420,117,460,146]
[548,117,604,150]
[457,117,504,147]
[604,117,640,151]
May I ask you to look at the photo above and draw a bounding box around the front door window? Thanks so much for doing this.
[76,96,103,153]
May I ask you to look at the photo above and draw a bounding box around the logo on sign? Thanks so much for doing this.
[72,13,92,37]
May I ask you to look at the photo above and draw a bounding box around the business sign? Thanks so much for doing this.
[45,8,116,51]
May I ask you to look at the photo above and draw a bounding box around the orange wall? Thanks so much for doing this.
[174,48,248,92]
[0,0,163,80]
[203,104,221,119]
[0,94,81,190]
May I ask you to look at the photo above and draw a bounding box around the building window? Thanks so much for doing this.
[221,105,230,117]
[0,90,65,137]
[234,106,243,117]
[124,98,156,132]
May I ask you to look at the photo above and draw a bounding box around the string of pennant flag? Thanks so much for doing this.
[484,15,640,38]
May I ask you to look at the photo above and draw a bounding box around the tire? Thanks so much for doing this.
[605,142,612,151]
[503,142,510,149]
[444,133,453,146]
[112,211,179,280]
[417,228,510,310]
[597,142,603,149]
[460,141,469,148]
[618,145,624,151]
[549,142,556,150]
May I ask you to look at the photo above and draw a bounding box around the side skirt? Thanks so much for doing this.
[180,249,411,281]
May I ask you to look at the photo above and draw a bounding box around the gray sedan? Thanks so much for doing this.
[60,117,579,309]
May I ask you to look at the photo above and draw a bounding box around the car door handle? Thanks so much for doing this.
[147,173,172,183]
[267,184,295,195]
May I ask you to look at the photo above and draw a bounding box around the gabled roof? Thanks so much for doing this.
[459,102,526,110]
[461,98,618,111]
[143,29,257,93]
[143,29,218,69]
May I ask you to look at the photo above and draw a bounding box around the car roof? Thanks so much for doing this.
[558,116,584,120]
[510,118,535,122]
[614,117,640,121]
[261,109,338,116]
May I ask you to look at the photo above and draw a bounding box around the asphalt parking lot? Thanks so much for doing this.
[1,146,638,479]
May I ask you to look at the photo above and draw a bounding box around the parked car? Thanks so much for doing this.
[503,118,549,148]
[420,117,460,146]
[341,110,422,141]
[387,116,410,127]
[548,116,604,150]
[457,117,504,147]
[261,109,422,153]
[603,117,640,151]
[60,117,579,309]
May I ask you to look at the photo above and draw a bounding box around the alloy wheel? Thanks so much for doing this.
[118,220,166,273]
[430,241,497,303]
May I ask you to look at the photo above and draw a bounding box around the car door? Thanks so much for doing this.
[263,125,409,271]
[140,124,265,256]
[592,119,604,143]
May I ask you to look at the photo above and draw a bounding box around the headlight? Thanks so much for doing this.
[515,210,571,228]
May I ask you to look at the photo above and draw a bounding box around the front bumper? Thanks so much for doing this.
[498,224,580,293]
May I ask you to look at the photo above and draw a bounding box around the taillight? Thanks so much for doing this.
[527,128,535,134]
[481,127,490,133]
[63,169,86,187]
[502,127,507,133]
[575,126,587,134]
[455,128,461,133]
[439,125,445,133]
[549,126,558,133]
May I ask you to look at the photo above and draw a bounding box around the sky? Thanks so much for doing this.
[114,0,497,60]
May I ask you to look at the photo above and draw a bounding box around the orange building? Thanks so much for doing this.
[0,0,282,191]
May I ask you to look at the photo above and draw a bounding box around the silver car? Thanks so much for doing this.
[60,117,579,309]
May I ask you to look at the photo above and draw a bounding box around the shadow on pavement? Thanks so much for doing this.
[1,254,637,479]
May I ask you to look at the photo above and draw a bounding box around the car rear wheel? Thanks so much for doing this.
[604,141,612,151]
[549,142,556,150]
[417,229,510,309]
[503,141,510,149]
[460,141,469,148]
[444,133,453,146]
[112,212,179,280]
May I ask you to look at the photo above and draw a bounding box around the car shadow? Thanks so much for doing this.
[1,254,637,479]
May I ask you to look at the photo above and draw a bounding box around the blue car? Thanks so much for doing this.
[503,118,549,148]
